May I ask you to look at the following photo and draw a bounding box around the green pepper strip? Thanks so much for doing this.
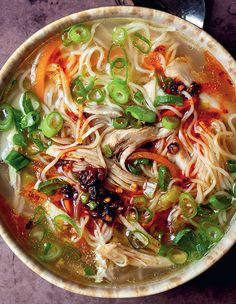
[38,178,67,196]
[54,214,81,238]
[125,105,157,124]
[158,165,171,191]
[154,94,183,106]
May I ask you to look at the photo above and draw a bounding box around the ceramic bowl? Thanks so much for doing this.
[0,6,236,298]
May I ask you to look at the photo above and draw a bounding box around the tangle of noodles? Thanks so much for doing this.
[0,18,235,285]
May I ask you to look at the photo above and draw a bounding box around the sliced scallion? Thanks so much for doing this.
[21,111,40,129]
[40,112,63,138]
[5,149,30,171]
[154,94,183,106]
[102,144,113,158]
[179,192,197,219]
[107,80,129,105]
[132,32,151,54]
[0,104,14,132]
[161,116,180,130]
[112,27,128,46]
[69,24,91,43]
[112,116,128,129]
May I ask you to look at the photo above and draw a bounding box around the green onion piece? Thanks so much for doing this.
[0,104,14,131]
[127,163,141,175]
[226,160,236,173]
[112,27,128,45]
[88,88,105,103]
[84,265,94,276]
[112,116,128,129]
[29,225,46,245]
[40,112,63,138]
[197,205,214,217]
[5,149,30,171]
[13,108,23,131]
[21,111,39,129]
[209,194,231,210]
[38,241,62,262]
[133,195,147,208]
[127,113,142,129]
[158,165,171,191]
[38,178,67,196]
[161,116,180,130]
[179,192,197,218]
[158,244,168,256]
[54,214,81,238]
[13,133,26,147]
[173,228,193,245]
[33,206,46,225]
[205,225,223,243]
[110,57,128,82]
[102,144,113,158]
[232,183,236,198]
[132,32,151,54]
[87,200,97,210]
[63,245,81,261]
[80,193,90,204]
[107,44,127,64]
[22,91,41,114]
[71,76,94,104]
[158,186,181,211]
[32,138,46,153]
[107,80,129,105]
[134,90,145,104]
[127,206,139,221]
[125,105,156,124]
[133,158,153,167]
[61,27,73,47]
[126,229,150,249]
[140,207,154,224]
[167,248,188,264]
[154,94,183,106]
[69,24,91,43]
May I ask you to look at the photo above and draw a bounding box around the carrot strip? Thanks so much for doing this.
[128,151,179,177]
[33,37,61,101]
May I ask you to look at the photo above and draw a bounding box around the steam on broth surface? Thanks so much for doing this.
[0,18,236,285]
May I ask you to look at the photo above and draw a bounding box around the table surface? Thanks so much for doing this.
[0,0,236,303]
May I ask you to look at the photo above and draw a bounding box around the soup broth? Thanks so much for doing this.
[0,18,236,285]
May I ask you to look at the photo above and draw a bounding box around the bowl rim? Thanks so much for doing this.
[0,5,236,298]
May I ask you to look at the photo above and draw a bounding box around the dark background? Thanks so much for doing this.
[0,1,235,303]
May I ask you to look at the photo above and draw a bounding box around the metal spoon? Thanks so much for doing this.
[115,0,206,28]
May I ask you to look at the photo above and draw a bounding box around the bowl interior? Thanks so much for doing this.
[0,6,236,298]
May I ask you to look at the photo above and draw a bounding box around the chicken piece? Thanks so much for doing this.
[84,104,123,118]
[101,126,160,155]
[165,57,193,86]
